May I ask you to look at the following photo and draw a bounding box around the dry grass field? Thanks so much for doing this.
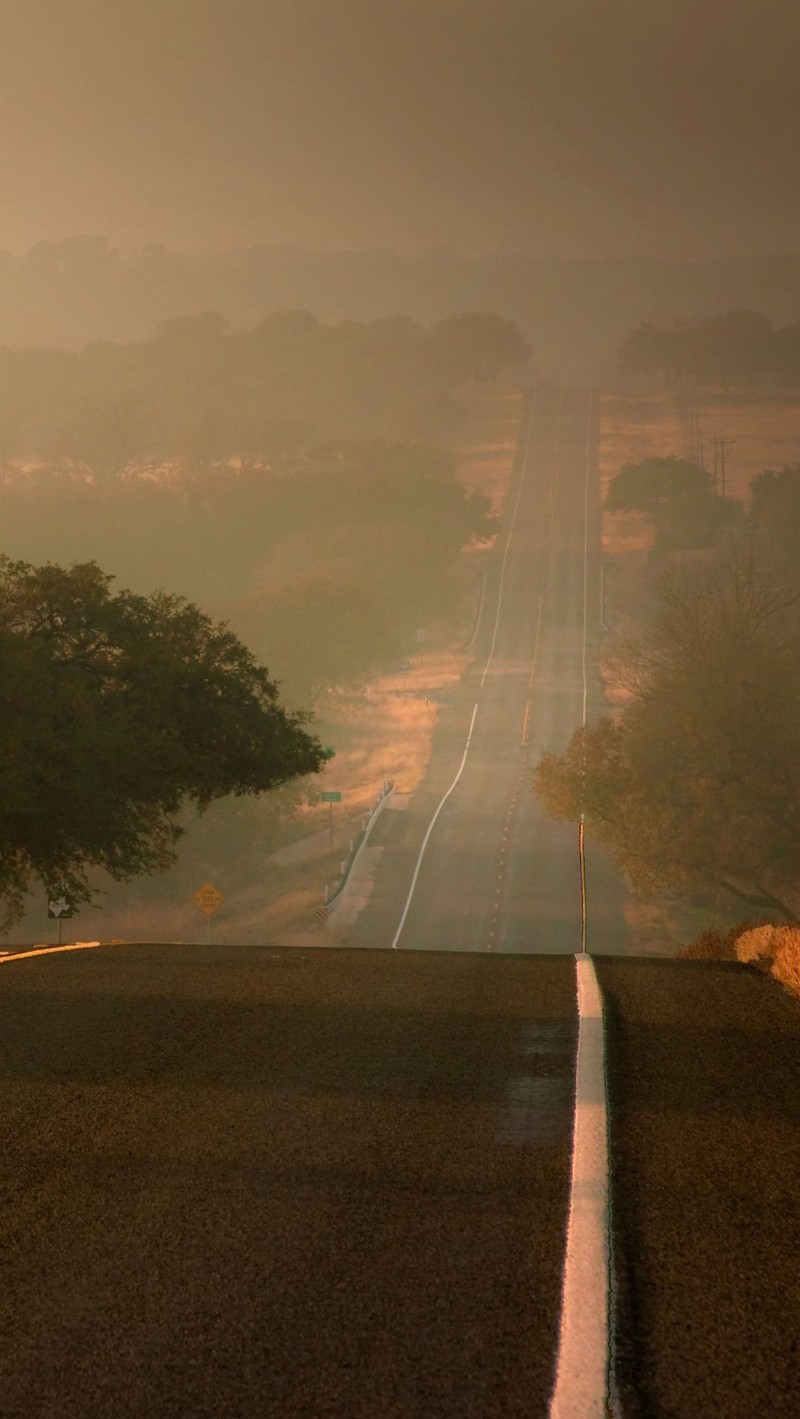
[599,387,800,553]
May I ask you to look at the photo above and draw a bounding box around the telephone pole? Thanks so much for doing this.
[712,435,735,498]
[694,414,706,470]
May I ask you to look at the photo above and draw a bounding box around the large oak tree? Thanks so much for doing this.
[535,553,800,921]
[0,556,324,928]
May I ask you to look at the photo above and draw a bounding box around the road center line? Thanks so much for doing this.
[547,400,562,541]
[479,387,537,688]
[528,593,544,691]
[390,703,479,950]
[549,953,610,1418]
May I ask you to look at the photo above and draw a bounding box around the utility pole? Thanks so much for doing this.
[695,416,706,470]
[717,436,735,498]
[685,409,705,469]
[710,435,736,497]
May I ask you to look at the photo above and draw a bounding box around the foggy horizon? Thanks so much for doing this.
[3,0,800,262]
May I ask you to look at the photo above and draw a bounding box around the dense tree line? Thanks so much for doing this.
[5,235,800,383]
[0,438,495,707]
[0,308,530,474]
[0,310,514,706]
[618,310,800,388]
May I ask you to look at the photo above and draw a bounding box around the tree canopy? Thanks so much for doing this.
[749,464,800,572]
[605,454,740,552]
[617,310,800,388]
[604,455,711,515]
[0,556,324,927]
[0,307,532,477]
[535,553,800,921]
[431,312,532,382]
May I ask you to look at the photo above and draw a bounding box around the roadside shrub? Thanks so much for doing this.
[737,924,800,1000]
[678,921,800,1001]
[771,928,800,998]
[677,921,760,961]
[735,924,779,964]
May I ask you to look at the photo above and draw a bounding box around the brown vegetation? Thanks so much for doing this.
[597,384,800,953]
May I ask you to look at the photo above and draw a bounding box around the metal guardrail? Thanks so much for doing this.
[463,572,486,651]
[320,779,395,917]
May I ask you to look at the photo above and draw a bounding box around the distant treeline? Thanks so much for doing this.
[0,308,529,476]
[604,452,800,563]
[618,310,800,388]
[4,235,800,380]
[0,440,494,705]
[0,311,524,708]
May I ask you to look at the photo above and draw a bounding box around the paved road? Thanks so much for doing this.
[3,379,797,1416]
[2,944,799,1417]
[342,383,624,956]
[0,943,577,1419]
[596,956,800,1419]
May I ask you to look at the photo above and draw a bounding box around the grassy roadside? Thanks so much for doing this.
[598,382,800,966]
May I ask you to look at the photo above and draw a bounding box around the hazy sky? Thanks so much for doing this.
[2,0,799,259]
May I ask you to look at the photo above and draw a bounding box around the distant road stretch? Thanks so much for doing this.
[343,382,624,956]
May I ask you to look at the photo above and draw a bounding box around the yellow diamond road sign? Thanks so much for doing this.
[192,883,223,916]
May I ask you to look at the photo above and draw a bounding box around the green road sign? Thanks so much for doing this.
[321,746,336,760]
[320,791,342,802]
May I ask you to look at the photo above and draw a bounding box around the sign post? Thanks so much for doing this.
[320,790,342,847]
[47,894,74,945]
[191,883,224,942]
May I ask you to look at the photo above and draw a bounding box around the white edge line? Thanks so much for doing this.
[463,571,486,652]
[390,703,479,950]
[480,386,537,688]
[549,953,610,1418]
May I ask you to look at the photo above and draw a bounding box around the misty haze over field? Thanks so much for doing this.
[3,3,800,376]
[3,0,800,949]
[4,11,800,1414]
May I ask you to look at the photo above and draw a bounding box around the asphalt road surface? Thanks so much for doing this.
[0,943,578,1419]
[2,944,799,1417]
[596,956,800,1419]
[342,382,624,956]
